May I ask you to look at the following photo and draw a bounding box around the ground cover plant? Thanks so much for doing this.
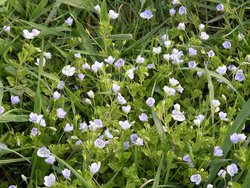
[0,0,250,187]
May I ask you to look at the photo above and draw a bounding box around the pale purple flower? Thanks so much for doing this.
[216,65,227,75]
[91,61,103,73]
[123,141,130,150]
[216,4,224,11]
[0,106,4,115]
[44,174,56,187]
[172,110,185,122]
[153,47,161,54]
[226,163,238,176]
[53,91,61,100]
[74,53,81,59]
[139,113,148,122]
[219,112,228,121]
[169,8,176,16]
[109,10,119,19]
[230,133,246,143]
[94,138,106,149]
[89,119,103,130]
[130,134,143,146]
[197,71,202,77]
[45,155,55,164]
[163,86,176,96]
[57,81,65,90]
[188,48,197,56]
[112,83,120,93]
[178,6,187,15]
[29,113,43,123]
[104,56,115,64]
[44,52,52,59]
[170,49,184,64]
[119,120,132,130]
[105,129,113,139]
[194,114,205,126]
[79,122,88,131]
[172,0,180,5]
[114,58,124,68]
[169,78,179,86]
[78,73,85,80]
[8,185,16,188]
[23,29,40,39]
[39,118,46,127]
[37,147,50,158]
[183,154,192,163]
[140,10,153,20]
[89,162,101,174]
[146,97,155,107]
[122,105,131,113]
[62,169,71,179]
[117,93,127,105]
[200,32,209,40]
[75,140,83,146]
[65,17,73,26]
[62,65,75,76]
[30,127,39,136]
[177,22,185,30]
[222,41,231,49]
[10,96,20,105]
[136,55,145,64]
[228,64,237,71]
[235,69,245,82]
[208,50,215,57]
[82,63,90,70]
[56,108,66,119]
[147,63,154,69]
[161,34,166,41]
[214,146,223,157]
[190,174,202,185]
[127,68,135,79]
[188,61,196,68]
[64,123,73,132]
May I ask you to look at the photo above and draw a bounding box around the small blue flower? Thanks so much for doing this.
[169,8,176,16]
[188,61,196,68]
[214,146,223,157]
[235,69,245,82]
[222,41,231,49]
[178,6,187,15]
[216,4,224,11]
[140,10,153,20]
[226,163,238,176]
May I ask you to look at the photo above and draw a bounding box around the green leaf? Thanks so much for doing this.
[30,0,48,20]
[152,154,164,188]
[0,114,29,123]
[108,34,133,40]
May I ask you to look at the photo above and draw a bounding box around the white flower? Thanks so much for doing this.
[74,53,81,59]
[62,169,71,179]
[94,5,100,12]
[89,119,103,130]
[104,56,115,64]
[44,174,56,187]
[117,93,127,105]
[89,162,101,174]
[56,108,67,119]
[163,54,170,61]
[44,52,52,59]
[190,174,202,185]
[200,32,209,40]
[176,85,184,93]
[23,29,40,39]
[29,112,43,124]
[91,61,103,72]
[87,90,94,98]
[174,104,181,111]
[172,110,185,122]
[218,169,226,178]
[164,40,171,48]
[152,47,161,54]
[216,65,227,75]
[238,33,244,41]
[82,63,90,70]
[146,97,155,107]
[62,65,75,76]
[169,78,179,86]
[136,55,145,63]
[37,147,50,158]
[163,86,176,96]
[127,68,135,80]
[65,17,73,26]
[35,57,46,67]
[199,24,205,31]
[177,23,185,30]
[64,123,73,132]
[139,10,153,20]
[119,120,132,130]
[3,25,10,32]
[122,105,131,113]
[109,10,119,19]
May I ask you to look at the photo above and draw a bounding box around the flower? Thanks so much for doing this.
[53,91,61,101]
[8,185,16,188]
[30,127,39,136]
[170,49,184,64]
[82,63,90,70]
[199,24,205,31]
[178,6,187,15]
[64,123,73,132]
[200,32,209,40]
[163,86,176,96]
[57,81,65,89]
[127,67,135,79]
[94,5,100,12]
[79,122,88,131]
[44,174,56,187]
[78,73,85,80]
[104,56,115,64]
[169,78,179,86]
[119,120,132,130]
[130,134,143,146]
[177,22,185,30]
[216,65,227,75]
[56,108,67,119]
[214,146,223,157]
[94,138,106,148]
[194,114,205,126]
[190,174,202,185]
[216,4,224,11]
[62,168,71,179]
[37,147,50,158]
[238,32,244,41]
[188,48,197,56]
[136,55,145,64]
[219,112,228,121]
[183,154,192,163]
[163,54,170,61]
[207,184,213,188]
[218,169,226,178]
[152,47,161,54]
[226,163,238,176]
[29,112,43,124]
[164,40,171,48]
[23,29,40,39]
[109,10,119,19]
[45,155,55,164]
[44,52,52,59]
[222,41,231,49]
[146,97,155,107]
[74,53,81,59]
[65,17,73,26]
[105,129,113,139]
[123,141,130,150]
[112,84,120,93]
[230,133,246,143]
[89,119,103,130]
[208,50,215,57]
[35,57,46,67]
[235,69,245,82]
[89,162,101,174]
[140,10,153,20]
[169,8,176,16]
[212,99,220,112]
[172,110,185,122]
[3,25,10,32]
[117,93,127,105]
[188,61,196,68]
[197,71,202,77]
[139,113,148,122]
[87,90,94,98]
[91,61,103,72]
[122,105,131,113]
[0,106,4,115]
[62,65,75,76]
[114,58,125,68]
[10,96,20,105]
